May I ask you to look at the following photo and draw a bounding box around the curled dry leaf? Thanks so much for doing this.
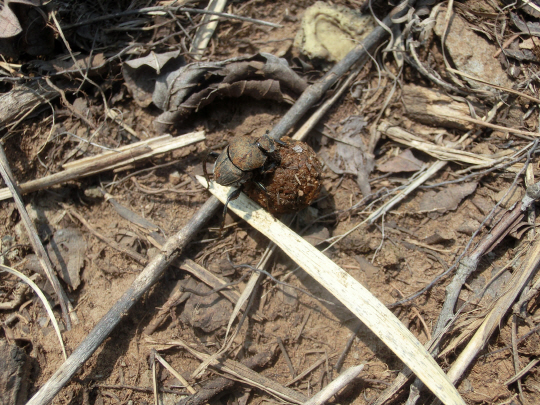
[0,0,54,57]
[122,50,185,108]
[122,52,308,132]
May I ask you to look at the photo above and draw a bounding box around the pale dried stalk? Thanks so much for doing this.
[0,264,67,359]
[445,234,540,384]
[197,176,465,405]
[378,122,522,172]
[149,338,308,404]
[303,365,365,405]
[190,0,227,60]
[0,131,205,201]
[153,351,196,394]
[63,131,205,170]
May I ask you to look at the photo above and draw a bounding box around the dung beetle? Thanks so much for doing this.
[204,131,285,233]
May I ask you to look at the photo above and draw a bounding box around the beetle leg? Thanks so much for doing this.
[254,181,273,212]
[260,160,278,174]
[203,151,220,189]
[219,186,243,236]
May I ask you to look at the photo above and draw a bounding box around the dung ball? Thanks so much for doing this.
[245,137,322,214]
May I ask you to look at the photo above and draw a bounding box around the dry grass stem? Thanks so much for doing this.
[153,351,196,394]
[0,131,205,201]
[303,365,365,405]
[0,264,67,360]
[190,0,227,60]
[378,122,523,171]
[148,338,309,404]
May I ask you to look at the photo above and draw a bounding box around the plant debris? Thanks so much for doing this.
[2,1,540,404]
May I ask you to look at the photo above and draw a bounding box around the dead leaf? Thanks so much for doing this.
[520,37,540,50]
[122,53,307,132]
[48,228,87,290]
[180,283,233,333]
[154,79,289,131]
[504,48,539,62]
[419,182,477,214]
[377,149,423,173]
[0,0,53,56]
[511,12,540,37]
[319,116,374,195]
[122,50,185,108]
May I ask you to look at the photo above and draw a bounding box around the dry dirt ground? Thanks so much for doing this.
[1,1,540,404]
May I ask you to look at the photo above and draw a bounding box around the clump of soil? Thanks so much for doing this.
[245,137,322,213]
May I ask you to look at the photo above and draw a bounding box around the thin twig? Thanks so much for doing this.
[0,143,74,329]
[61,6,282,30]
[25,197,222,405]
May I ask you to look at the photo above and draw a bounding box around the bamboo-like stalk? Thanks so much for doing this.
[0,131,205,201]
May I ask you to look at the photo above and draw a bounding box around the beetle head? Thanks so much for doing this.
[256,132,276,154]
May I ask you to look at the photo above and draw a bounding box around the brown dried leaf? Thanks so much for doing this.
[377,149,424,173]
[0,0,53,56]
[122,50,185,108]
[48,228,87,290]
[419,182,477,214]
[320,116,374,195]
[122,53,307,132]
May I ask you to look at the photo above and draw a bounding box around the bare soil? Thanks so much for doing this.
[1,1,540,405]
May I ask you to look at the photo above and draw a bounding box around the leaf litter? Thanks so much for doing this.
[0,1,540,404]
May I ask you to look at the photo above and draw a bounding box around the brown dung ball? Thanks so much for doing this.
[244,137,322,214]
